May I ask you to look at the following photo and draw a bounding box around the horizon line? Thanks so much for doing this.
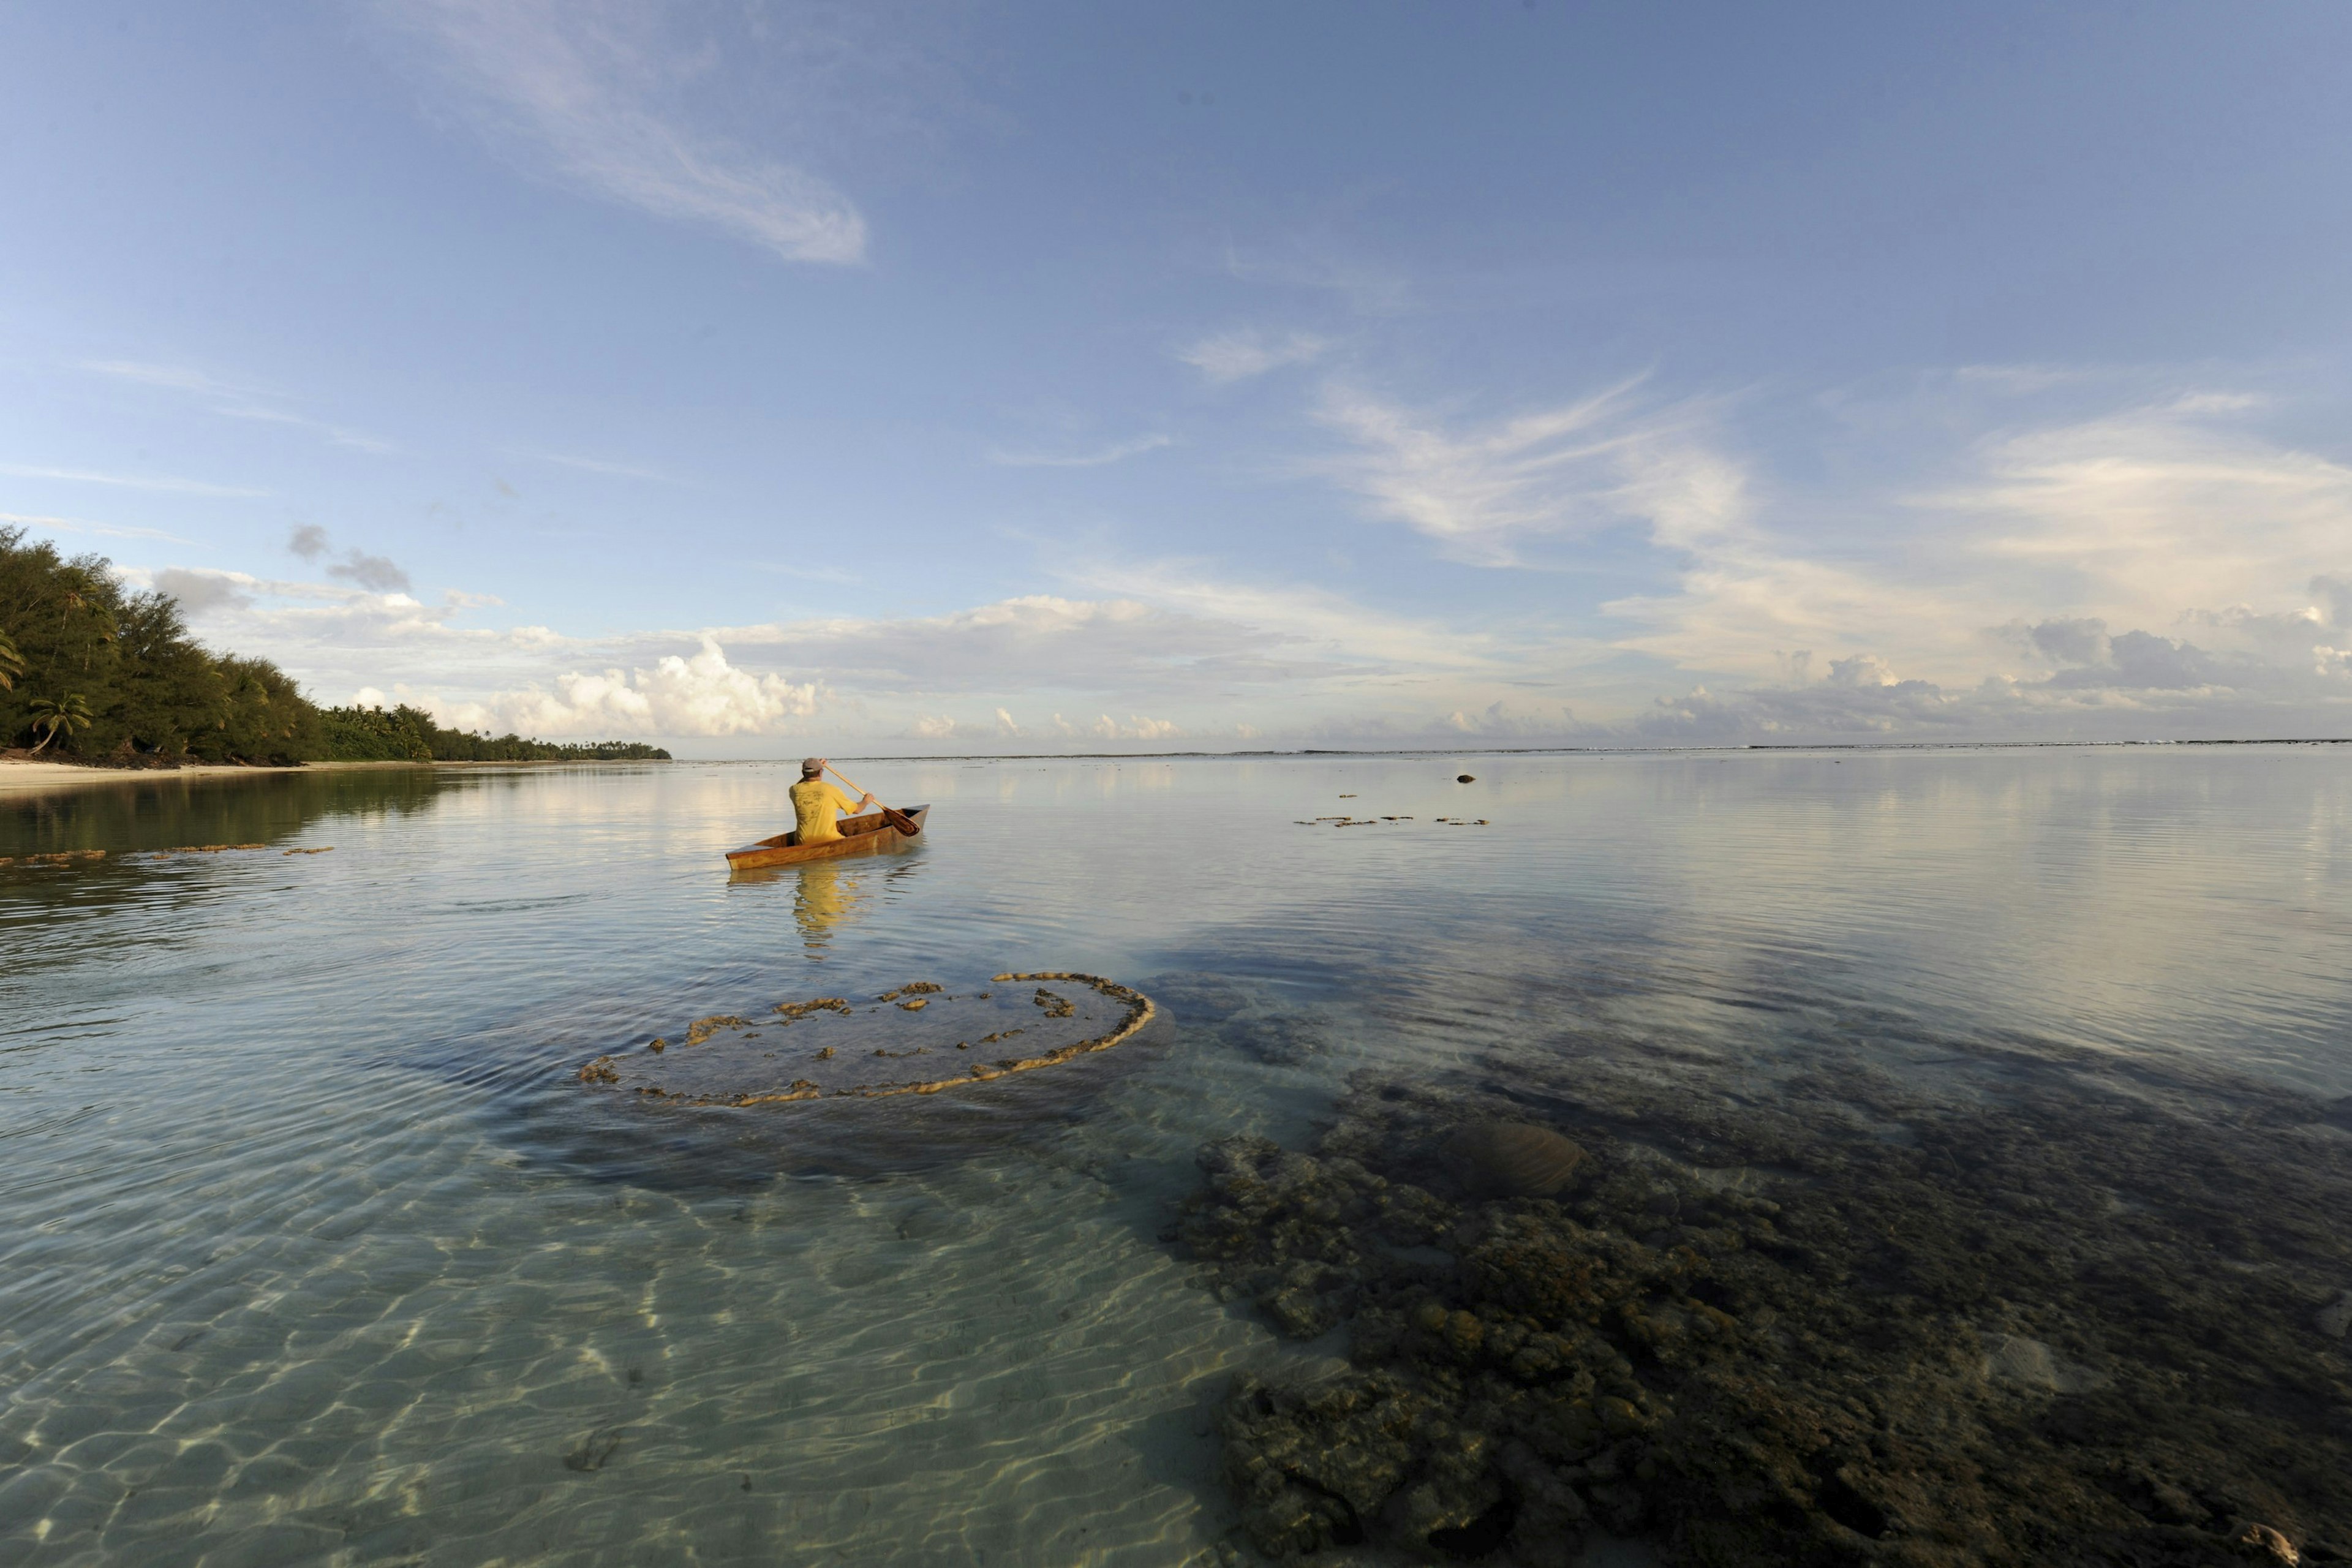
[662,736,2352,764]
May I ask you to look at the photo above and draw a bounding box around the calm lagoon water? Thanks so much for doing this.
[4,748,2351,1564]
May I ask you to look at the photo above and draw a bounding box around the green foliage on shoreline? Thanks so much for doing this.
[1,527,669,766]
[318,703,671,763]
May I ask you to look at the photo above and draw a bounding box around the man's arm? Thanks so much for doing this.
[831,783,875,814]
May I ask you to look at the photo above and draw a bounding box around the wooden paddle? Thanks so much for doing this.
[824,763,922,837]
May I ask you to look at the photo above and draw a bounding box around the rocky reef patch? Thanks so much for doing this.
[577,972,1154,1106]
[1177,1036,2352,1566]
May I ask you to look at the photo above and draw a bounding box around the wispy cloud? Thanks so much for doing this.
[1177,328,1330,383]
[750,562,862,585]
[522,450,682,482]
[0,511,195,544]
[709,593,1312,697]
[77,362,246,399]
[0,463,267,499]
[1605,388,2352,692]
[107,366,2352,748]
[986,434,1173,469]
[1310,377,1729,567]
[75,360,395,453]
[377,0,865,264]
[1221,243,1411,315]
[212,404,398,454]
[1055,556,1502,679]
[1926,392,2351,633]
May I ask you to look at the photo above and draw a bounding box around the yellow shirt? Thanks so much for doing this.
[789,778,866,843]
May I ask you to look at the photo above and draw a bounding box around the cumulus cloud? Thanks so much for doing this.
[114,561,526,705]
[1090,714,1180,741]
[150,567,255,614]
[431,637,821,737]
[121,560,1397,744]
[1178,328,1330,383]
[376,0,865,263]
[1443,699,1577,738]
[1602,658,2316,747]
[283,525,413,593]
[328,552,413,594]
[1583,587,2352,748]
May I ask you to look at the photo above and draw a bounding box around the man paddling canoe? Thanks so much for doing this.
[789,757,874,844]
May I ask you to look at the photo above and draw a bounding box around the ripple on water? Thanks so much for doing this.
[6,752,2352,1563]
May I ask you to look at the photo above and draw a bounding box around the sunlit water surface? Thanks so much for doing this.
[4,749,2350,1565]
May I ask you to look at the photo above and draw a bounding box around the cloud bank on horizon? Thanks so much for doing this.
[5,1,2351,751]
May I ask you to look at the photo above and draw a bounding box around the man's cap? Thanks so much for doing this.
[801,757,824,775]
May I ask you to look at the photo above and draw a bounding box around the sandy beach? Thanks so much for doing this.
[0,758,425,794]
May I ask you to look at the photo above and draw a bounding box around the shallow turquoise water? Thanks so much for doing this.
[4,748,2351,1564]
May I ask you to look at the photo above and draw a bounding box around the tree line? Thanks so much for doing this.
[1,527,669,766]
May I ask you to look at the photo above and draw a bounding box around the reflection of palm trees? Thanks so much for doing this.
[793,862,867,955]
[28,693,93,755]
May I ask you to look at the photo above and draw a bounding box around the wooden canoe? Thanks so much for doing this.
[724,805,929,871]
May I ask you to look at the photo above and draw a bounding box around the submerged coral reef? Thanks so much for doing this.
[1178,1039,2352,1566]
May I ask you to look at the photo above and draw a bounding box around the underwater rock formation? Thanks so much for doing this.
[1178,1046,2352,1565]
[1450,1120,1586,1199]
[1148,972,1335,1066]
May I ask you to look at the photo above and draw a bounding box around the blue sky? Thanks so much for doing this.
[7,1,2352,751]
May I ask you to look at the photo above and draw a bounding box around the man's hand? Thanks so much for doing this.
[858,792,876,809]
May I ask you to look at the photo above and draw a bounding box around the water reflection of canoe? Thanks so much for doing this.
[724,805,929,871]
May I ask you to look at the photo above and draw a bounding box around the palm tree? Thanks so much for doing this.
[0,626,24,692]
[26,693,94,755]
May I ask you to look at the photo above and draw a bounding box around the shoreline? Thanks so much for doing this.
[10,737,2350,795]
[0,758,664,795]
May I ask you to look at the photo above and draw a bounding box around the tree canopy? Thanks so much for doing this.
[1,527,668,765]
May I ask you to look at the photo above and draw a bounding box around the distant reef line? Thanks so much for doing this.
[804,737,2352,764]
[0,526,668,768]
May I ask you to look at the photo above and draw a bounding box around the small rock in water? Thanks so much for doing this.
[1456,774,1475,783]
[2316,1291,2352,1340]
[1450,1120,1585,1197]
[561,1423,624,1472]
[1978,1332,2108,1393]
[2229,1520,2301,1564]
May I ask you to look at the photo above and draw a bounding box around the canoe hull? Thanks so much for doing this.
[725,805,929,871]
